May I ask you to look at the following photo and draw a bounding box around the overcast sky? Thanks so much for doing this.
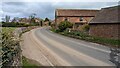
[0,0,119,21]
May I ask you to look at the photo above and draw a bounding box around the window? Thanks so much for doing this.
[80,17,83,21]
[64,17,68,21]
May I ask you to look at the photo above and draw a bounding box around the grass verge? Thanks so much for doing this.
[22,56,40,67]
[51,28,120,48]
[2,27,16,33]
[21,27,41,67]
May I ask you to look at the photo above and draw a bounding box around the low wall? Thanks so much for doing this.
[89,24,120,39]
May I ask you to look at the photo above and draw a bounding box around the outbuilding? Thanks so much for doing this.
[89,6,120,39]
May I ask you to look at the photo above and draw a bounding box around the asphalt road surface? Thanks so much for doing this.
[22,27,115,66]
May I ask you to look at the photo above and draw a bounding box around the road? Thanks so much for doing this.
[22,27,115,66]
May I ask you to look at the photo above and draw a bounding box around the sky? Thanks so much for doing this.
[0,0,120,21]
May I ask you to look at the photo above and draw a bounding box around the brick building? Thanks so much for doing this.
[19,18,30,24]
[55,9,99,29]
[19,18,42,24]
[89,6,120,39]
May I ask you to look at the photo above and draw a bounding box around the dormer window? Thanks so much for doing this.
[80,17,83,21]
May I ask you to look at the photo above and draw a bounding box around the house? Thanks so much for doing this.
[55,9,99,30]
[44,21,49,26]
[34,18,42,23]
[19,18,30,24]
[19,18,42,24]
[11,18,19,23]
[89,6,120,39]
[50,20,56,28]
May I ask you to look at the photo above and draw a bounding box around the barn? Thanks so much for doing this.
[55,9,99,30]
[89,6,120,39]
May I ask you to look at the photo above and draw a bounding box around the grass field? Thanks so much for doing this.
[2,27,16,33]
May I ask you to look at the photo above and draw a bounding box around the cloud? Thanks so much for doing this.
[2,0,120,2]
[3,2,26,6]
[0,2,119,21]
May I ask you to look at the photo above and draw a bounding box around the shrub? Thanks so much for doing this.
[2,22,40,27]
[51,23,55,28]
[61,30,120,47]
[55,29,61,33]
[51,27,61,33]
[80,24,90,32]
[58,21,73,32]
[1,30,20,66]
[2,22,30,27]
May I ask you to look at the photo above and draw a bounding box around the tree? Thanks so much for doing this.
[40,21,43,26]
[58,21,73,32]
[11,17,19,23]
[5,15,10,23]
[44,18,49,22]
[1,18,5,22]
[29,13,36,24]
[48,22,51,26]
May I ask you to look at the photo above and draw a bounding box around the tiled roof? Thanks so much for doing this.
[56,9,99,17]
[89,6,120,24]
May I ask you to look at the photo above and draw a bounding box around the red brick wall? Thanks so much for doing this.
[56,16,94,25]
[89,24,120,39]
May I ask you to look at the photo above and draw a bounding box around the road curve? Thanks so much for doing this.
[22,27,115,66]
[31,27,115,66]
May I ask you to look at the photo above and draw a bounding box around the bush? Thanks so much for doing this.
[60,30,120,47]
[51,23,55,28]
[51,28,60,33]
[58,21,73,32]
[1,29,20,66]
[2,22,40,27]
[2,22,29,27]
[80,24,90,32]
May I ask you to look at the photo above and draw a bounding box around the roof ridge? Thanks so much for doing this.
[101,5,120,9]
[56,9,99,11]
[89,5,119,24]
